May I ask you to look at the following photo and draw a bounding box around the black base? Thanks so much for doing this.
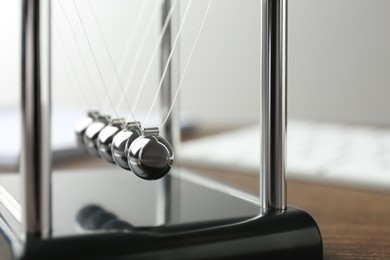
[0,169,322,259]
[9,206,322,260]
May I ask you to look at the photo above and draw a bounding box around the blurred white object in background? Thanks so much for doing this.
[181,120,390,191]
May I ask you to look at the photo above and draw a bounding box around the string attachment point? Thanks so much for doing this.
[143,127,159,137]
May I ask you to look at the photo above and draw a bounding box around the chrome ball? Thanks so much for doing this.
[83,115,110,157]
[111,122,141,170]
[75,110,99,149]
[97,118,124,164]
[128,127,174,180]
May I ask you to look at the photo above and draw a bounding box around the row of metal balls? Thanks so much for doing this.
[75,111,174,180]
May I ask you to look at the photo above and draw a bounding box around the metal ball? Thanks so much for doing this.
[128,127,174,180]
[111,122,141,170]
[75,110,99,149]
[97,118,124,164]
[83,115,110,157]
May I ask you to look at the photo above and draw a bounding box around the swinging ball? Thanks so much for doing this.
[75,110,99,149]
[83,115,110,157]
[97,118,124,163]
[111,122,141,170]
[128,127,174,180]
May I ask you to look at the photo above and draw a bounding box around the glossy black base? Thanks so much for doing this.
[5,205,322,260]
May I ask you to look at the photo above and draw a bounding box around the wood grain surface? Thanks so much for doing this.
[192,168,390,260]
[0,235,11,259]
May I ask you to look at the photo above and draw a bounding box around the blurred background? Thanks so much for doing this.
[1,0,389,126]
[1,0,390,189]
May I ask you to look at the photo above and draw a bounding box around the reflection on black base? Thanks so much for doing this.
[15,206,322,260]
[76,205,133,232]
[0,171,322,259]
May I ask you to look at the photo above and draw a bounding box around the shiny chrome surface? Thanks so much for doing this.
[111,122,142,170]
[157,0,181,225]
[260,0,287,210]
[20,0,52,238]
[83,115,110,157]
[75,110,99,148]
[76,204,133,232]
[97,118,124,163]
[170,170,260,208]
[128,128,174,180]
[0,185,22,225]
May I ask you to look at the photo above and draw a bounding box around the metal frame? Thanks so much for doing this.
[260,0,287,211]
[18,0,289,234]
[157,0,181,225]
[20,0,52,239]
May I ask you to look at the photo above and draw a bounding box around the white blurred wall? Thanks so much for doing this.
[1,0,390,126]
[288,0,390,126]
[0,0,20,106]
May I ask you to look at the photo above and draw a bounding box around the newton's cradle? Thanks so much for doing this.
[0,0,323,259]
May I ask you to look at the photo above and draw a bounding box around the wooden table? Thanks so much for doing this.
[192,168,390,260]
[184,126,390,259]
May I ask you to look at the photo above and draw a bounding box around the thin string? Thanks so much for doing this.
[90,0,149,118]
[131,0,177,114]
[142,0,193,125]
[52,19,91,110]
[161,0,213,127]
[72,0,123,123]
[118,1,170,120]
[53,41,85,109]
[87,0,137,123]
[57,0,102,111]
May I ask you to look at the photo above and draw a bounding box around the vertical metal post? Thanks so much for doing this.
[157,0,181,224]
[20,0,52,238]
[260,0,287,210]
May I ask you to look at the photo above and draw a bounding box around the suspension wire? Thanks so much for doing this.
[115,1,167,122]
[52,18,91,110]
[72,0,124,123]
[101,0,150,112]
[58,0,210,131]
[57,0,103,111]
[161,0,213,127]
[142,0,193,125]
[53,42,85,109]
[87,0,137,123]
[131,0,177,114]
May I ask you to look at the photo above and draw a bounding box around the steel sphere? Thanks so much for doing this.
[111,122,141,170]
[128,128,174,180]
[75,111,99,149]
[83,115,110,157]
[97,118,124,164]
